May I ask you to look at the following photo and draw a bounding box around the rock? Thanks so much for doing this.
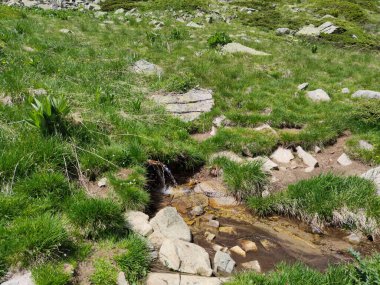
[361,167,380,194]
[159,239,212,276]
[352,90,380,99]
[186,21,203,28]
[1,272,35,285]
[0,96,13,106]
[358,140,374,151]
[172,193,208,214]
[241,260,261,272]
[318,22,343,34]
[219,226,236,235]
[190,205,205,216]
[117,272,129,285]
[250,156,279,171]
[337,153,352,166]
[125,211,153,237]
[262,189,270,197]
[103,20,115,25]
[260,239,276,250]
[229,245,246,257]
[205,231,216,241]
[151,88,214,122]
[114,8,124,14]
[209,151,245,164]
[345,233,362,245]
[207,219,220,228]
[297,82,309,90]
[212,115,229,127]
[342,88,350,94]
[296,25,320,37]
[213,250,235,274]
[59,28,72,34]
[276,27,291,35]
[306,89,331,102]
[145,273,227,285]
[296,146,319,168]
[270,147,294,164]
[132,59,163,76]
[149,207,191,244]
[240,240,257,252]
[97,177,107,187]
[22,46,35,52]
[314,146,322,153]
[221,43,270,56]
[254,124,278,135]
[94,11,107,18]
[194,181,238,208]
[29,88,47,96]
[209,196,238,208]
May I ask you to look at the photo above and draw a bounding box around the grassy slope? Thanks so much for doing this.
[0,0,380,283]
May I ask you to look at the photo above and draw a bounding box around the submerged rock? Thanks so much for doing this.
[221,42,270,56]
[159,239,213,276]
[352,90,380,99]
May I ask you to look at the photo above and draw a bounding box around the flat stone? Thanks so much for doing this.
[361,167,380,195]
[151,88,214,122]
[214,250,235,273]
[2,272,35,285]
[318,22,343,34]
[270,147,294,164]
[125,211,153,237]
[359,140,374,151]
[337,153,352,166]
[145,273,227,285]
[159,239,213,276]
[250,156,279,171]
[297,82,309,90]
[352,90,380,99]
[296,146,318,168]
[306,89,331,102]
[230,245,246,257]
[221,42,270,56]
[296,25,320,37]
[132,59,163,76]
[241,260,261,272]
[149,207,191,245]
[240,240,258,252]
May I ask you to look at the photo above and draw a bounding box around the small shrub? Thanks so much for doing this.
[207,32,232,48]
[27,96,70,136]
[311,45,318,53]
[67,195,124,239]
[90,259,118,285]
[116,234,150,284]
[32,263,71,285]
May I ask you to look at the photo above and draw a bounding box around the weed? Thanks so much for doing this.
[207,32,232,48]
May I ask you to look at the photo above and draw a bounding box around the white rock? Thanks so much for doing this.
[117,272,129,285]
[132,59,163,76]
[97,177,107,187]
[352,90,380,99]
[306,89,331,102]
[186,21,203,28]
[59,28,72,34]
[221,42,270,56]
[149,207,191,244]
[296,146,318,168]
[318,22,342,34]
[276,27,291,35]
[240,240,257,252]
[241,260,261,272]
[145,273,227,285]
[114,8,124,14]
[337,153,352,166]
[250,156,279,171]
[297,82,309,90]
[342,88,350,94]
[94,11,107,18]
[270,147,294,164]
[314,146,322,153]
[1,272,35,285]
[361,166,380,195]
[190,205,204,216]
[296,25,320,37]
[159,239,212,276]
[125,211,153,237]
[213,250,235,273]
[359,140,374,151]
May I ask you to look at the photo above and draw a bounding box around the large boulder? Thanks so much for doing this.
[352,90,380,99]
[145,273,227,285]
[306,89,331,102]
[1,272,35,285]
[159,239,213,276]
[149,207,191,243]
[221,43,270,56]
[151,88,214,122]
[125,211,153,237]
[361,167,380,195]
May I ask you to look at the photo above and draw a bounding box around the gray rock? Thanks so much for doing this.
[94,11,107,18]
[213,250,235,273]
[145,273,227,285]
[276,27,291,35]
[306,89,331,102]
[190,205,204,216]
[149,207,191,243]
[117,272,129,285]
[159,239,213,276]
[352,90,380,99]
[298,82,309,90]
[186,21,203,28]
[221,43,270,56]
[114,8,124,14]
[318,22,343,34]
[270,147,294,164]
[296,25,320,37]
[125,210,153,237]
[132,59,163,76]
[151,88,214,122]
[337,153,352,166]
[296,146,318,168]
[241,260,261,272]
[361,166,380,195]
[97,177,107,187]
[342,88,350,94]
[59,28,72,34]
[2,272,35,285]
[29,88,47,96]
[249,156,279,171]
[359,140,374,151]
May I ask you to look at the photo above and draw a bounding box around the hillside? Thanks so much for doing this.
[1,0,380,284]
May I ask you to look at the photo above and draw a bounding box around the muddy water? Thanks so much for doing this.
[150,187,380,275]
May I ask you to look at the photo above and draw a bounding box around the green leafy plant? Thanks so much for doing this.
[27,96,70,136]
[207,32,232,48]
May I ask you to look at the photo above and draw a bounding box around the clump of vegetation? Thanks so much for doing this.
[27,96,70,136]
[116,234,150,284]
[66,195,125,239]
[32,262,72,285]
[346,134,380,165]
[248,174,380,235]
[150,0,208,11]
[207,32,232,48]
[90,259,118,285]
[212,157,267,200]
[227,251,380,285]
[312,0,367,23]
[100,0,145,12]
[352,99,380,128]
[160,72,196,92]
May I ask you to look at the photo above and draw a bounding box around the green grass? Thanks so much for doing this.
[32,262,72,285]
[248,173,380,234]
[90,259,118,285]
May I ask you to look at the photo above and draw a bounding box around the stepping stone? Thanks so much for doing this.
[241,260,261,272]
[306,89,331,102]
[337,153,352,166]
[214,250,236,274]
[361,167,380,195]
[132,59,163,76]
[125,210,153,237]
[151,88,214,122]
[296,146,318,168]
[221,42,270,56]
[159,239,213,276]
[352,90,380,99]
[270,147,294,164]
